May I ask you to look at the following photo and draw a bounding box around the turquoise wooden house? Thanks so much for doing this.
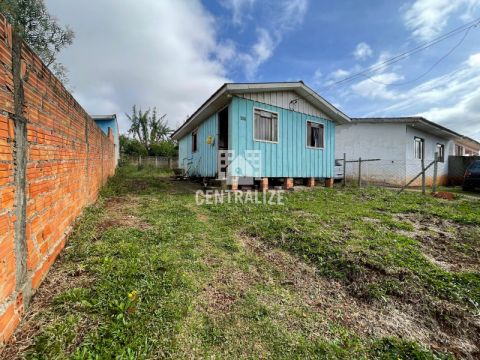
[171,82,351,189]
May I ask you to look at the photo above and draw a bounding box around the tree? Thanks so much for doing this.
[126,105,171,148]
[119,135,148,156]
[0,0,75,82]
[149,140,177,157]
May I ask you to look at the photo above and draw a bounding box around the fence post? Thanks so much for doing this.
[421,156,426,195]
[155,156,158,168]
[432,152,438,193]
[168,157,172,169]
[343,153,346,187]
[358,157,362,187]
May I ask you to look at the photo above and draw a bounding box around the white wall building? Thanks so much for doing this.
[335,117,480,186]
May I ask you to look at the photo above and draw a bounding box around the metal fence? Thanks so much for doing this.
[338,153,445,193]
[121,155,178,169]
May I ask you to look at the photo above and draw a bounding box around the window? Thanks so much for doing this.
[192,129,198,152]
[414,137,424,160]
[306,121,324,148]
[436,143,445,162]
[455,144,464,156]
[254,108,278,142]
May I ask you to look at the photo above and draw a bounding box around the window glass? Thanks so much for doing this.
[436,143,444,162]
[414,137,424,160]
[192,130,198,152]
[307,121,324,148]
[254,109,278,142]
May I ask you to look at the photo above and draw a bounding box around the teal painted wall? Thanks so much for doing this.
[178,112,218,177]
[230,96,335,178]
[177,96,336,178]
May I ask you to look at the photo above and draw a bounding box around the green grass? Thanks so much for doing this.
[6,166,479,359]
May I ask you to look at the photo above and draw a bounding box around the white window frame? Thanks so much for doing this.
[414,137,424,160]
[455,144,464,156]
[253,107,279,143]
[306,120,325,149]
[436,143,445,163]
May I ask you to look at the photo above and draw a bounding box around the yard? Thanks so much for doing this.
[2,166,479,359]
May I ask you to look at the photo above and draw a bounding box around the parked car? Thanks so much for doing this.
[463,160,480,191]
[334,159,344,181]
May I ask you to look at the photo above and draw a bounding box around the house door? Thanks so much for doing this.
[218,107,229,179]
[218,107,228,150]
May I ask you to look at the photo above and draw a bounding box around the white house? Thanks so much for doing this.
[335,117,480,186]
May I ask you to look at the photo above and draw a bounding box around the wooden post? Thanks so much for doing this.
[358,157,362,187]
[343,152,346,187]
[421,156,426,195]
[155,156,158,168]
[168,157,172,169]
[432,152,438,193]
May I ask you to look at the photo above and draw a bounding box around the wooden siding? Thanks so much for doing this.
[237,90,331,120]
[230,96,335,178]
[178,113,218,177]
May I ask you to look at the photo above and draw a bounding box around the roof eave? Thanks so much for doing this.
[171,82,351,140]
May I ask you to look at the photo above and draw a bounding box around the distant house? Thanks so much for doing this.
[92,114,120,165]
[335,117,480,186]
[171,82,351,189]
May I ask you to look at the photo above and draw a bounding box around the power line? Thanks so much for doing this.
[323,17,480,90]
[357,24,473,87]
[288,17,480,110]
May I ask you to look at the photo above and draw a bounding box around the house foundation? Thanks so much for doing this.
[284,178,294,190]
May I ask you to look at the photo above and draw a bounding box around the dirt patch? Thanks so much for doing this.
[238,234,480,359]
[201,267,261,315]
[99,196,151,233]
[432,192,456,201]
[0,257,95,359]
[395,213,479,272]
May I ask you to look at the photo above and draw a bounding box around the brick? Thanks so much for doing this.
[0,13,115,342]
[284,178,294,190]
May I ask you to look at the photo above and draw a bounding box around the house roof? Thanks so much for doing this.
[171,82,351,140]
[352,117,480,151]
[91,114,117,121]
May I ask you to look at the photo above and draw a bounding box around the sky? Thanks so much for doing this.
[45,0,480,140]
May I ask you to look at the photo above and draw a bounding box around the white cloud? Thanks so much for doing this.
[331,69,350,79]
[221,0,256,26]
[216,40,237,63]
[312,69,322,84]
[237,0,308,79]
[402,0,480,41]
[358,52,480,139]
[239,28,275,80]
[353,42,373,61]
[45,0,229,133]
[466,52,480,67]
[351,72,404,100]
[419,88,480,140]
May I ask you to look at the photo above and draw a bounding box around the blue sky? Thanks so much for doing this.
[46,0,480,139]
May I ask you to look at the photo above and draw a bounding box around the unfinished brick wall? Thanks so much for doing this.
[0,15,115,342]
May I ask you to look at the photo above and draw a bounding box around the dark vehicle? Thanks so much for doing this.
[463,160,480,191]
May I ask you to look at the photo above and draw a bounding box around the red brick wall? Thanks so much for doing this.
[0,15,115,342]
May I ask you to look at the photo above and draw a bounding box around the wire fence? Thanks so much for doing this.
[121,154,178,169]
[338,153,446,193]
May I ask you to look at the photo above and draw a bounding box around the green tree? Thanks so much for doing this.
[149,140,177,157]
[127,105,171,148]
[0,0,75,82]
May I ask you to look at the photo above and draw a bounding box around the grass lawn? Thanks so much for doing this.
[2,166,479,359]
